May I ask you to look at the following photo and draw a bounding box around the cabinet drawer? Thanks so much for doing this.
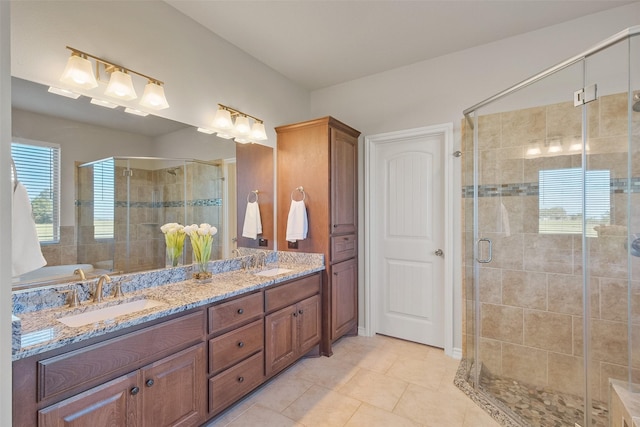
[331,234,357,262]
[209,319,263,375]
[209,351,264,415]
[264,274,321,313]
[208,292,263,335]
[38,310,205,402]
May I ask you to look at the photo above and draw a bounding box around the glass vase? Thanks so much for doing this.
[165,246,183,268]
[192,256,212,283]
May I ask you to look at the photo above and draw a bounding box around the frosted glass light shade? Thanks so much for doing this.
[212,109,233,131]
[59,55,98,89]
[139,82,169,110]
[250,122,268,141]
[105,70,137,100]
[234,116,251,136]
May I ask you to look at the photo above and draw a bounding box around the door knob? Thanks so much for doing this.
[435,249,444,257]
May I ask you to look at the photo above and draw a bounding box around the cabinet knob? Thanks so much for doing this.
[130,386,140,395]
[145,379,154,387]
[298,309,304,315]
[333,224,338,228]
[237,308,244,314]
[237,376,244,383]
[237,341,245,348]
[293,312,298,317]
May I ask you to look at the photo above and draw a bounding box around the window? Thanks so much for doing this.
[93,158,115,239]
[539,168,610,237]
[11,140,60,243]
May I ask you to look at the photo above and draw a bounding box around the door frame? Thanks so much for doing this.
[364,123,459,358]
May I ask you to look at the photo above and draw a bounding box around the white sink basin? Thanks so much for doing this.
[254,268,293,277]
[58,299,166,328]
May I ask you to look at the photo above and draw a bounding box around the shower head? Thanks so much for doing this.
[634,93,640,112]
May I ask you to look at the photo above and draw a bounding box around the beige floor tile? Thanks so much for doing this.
[394,383,466,427]
[251,374,315,412]
[386,354,448,390]
[282,384,362,427]
[340,345,399,373]
[344,403,422,427]
[337,368,409,411]
[292,352,359,389]
[463,401,501,427]
[226,404,303,427]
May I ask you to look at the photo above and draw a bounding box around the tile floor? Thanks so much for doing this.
[206,334,500,427]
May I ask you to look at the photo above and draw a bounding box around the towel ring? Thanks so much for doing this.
[247,190,259,203]
[291,186,306,201]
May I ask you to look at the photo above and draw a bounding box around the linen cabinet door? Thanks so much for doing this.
[330,128,357,236]
[140,343,206,427]
[331,258,358,340]
[38,371,140,427]
[265,305,298,377]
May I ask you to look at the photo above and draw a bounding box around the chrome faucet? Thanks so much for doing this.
[231,248,241,258]
[254,251,267,270]
[73,268,86,281]
[93,274,112,303]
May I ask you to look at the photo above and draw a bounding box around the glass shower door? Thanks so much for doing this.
[470,60,592,426]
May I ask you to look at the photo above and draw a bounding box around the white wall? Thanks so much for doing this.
[309,2,640,351]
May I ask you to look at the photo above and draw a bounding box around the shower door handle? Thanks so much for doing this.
[476,238,493,263]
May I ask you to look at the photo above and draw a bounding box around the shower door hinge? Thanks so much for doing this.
[574,84,597,106]
[122,169,133,177]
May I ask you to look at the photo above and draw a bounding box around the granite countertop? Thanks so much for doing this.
[13,259,324,361]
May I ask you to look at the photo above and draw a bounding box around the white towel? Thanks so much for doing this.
[242,201,263,239]
[286,200,308,242]
[12,182,46,277]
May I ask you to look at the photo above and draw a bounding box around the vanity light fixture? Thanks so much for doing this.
[209,104,268,143]
[90,98,119,109]
[47,86,81,99]
[124,107,149,117]
[54,46,169,111]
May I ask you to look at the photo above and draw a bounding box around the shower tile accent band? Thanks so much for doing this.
[462,177,640,198]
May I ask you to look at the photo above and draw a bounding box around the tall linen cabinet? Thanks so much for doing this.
[276,117,360,356]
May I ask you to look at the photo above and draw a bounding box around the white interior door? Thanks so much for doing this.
[370,129,445,347]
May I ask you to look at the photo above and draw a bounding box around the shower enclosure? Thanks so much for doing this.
[461,27,640,427]
[77,157,225,274]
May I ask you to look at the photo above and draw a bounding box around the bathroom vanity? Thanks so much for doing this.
[12,253,324,427]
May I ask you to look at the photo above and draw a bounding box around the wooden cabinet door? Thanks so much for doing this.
[331,258,358,340]
[38,371,139,427]
[330,128,357,236]
[297,295,321,355]
[265,305,297,377]
[140,344,206,427]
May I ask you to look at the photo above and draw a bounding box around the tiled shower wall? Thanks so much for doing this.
[463,92,640,403]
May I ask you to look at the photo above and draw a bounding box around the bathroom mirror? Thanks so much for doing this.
[11,77,247,288]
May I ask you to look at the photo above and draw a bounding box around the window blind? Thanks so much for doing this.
[11,141,60,243]
[93,158,115,239]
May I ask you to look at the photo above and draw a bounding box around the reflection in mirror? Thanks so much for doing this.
[11,77,237,289]
[77,157,225,275]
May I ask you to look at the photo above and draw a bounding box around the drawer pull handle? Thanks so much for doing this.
[298,310,304,315]
[237,341,245,348]
[237,376,244,383]
[130,386,140,395]
[237,308,244,314]
[145,379,154,387]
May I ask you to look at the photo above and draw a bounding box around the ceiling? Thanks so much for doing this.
[166,0,637,91]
